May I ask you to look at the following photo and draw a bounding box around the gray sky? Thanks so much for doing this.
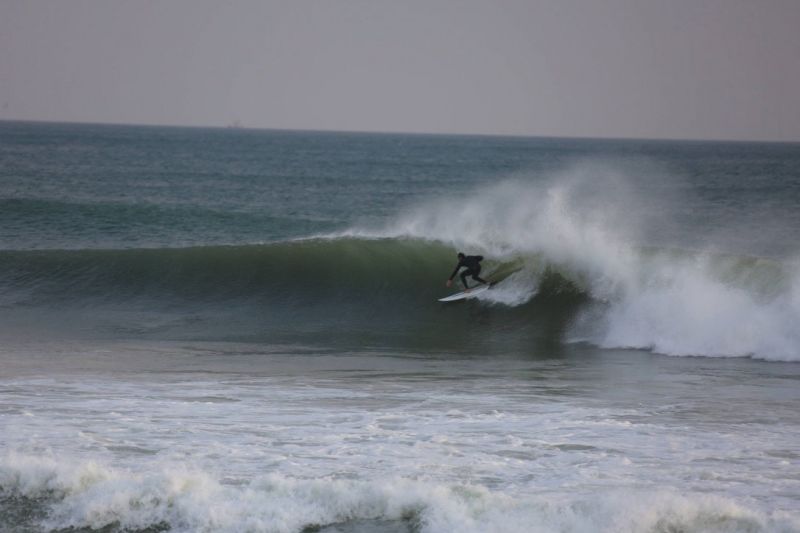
[2,0,799,141]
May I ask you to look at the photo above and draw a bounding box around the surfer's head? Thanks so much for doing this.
[457,252,465,260]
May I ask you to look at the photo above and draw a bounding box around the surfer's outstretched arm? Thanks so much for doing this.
[446,260,464,286]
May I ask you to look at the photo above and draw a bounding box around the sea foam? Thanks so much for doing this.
[1,453,795,533]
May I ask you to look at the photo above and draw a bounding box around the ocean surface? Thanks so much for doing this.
[1,121,800,532]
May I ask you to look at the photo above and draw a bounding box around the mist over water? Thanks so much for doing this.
[1,123,799,532]
[339,163,800,361]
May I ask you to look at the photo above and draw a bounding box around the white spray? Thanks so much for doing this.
[349,160,800,361]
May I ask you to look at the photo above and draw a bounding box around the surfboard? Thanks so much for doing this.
[438,284,491,302]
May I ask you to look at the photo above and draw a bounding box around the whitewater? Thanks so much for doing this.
[3,345,799,532]
[332,163,800,361]
[1,122,799,532]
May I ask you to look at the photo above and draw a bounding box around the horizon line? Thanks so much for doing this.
[1,118,798,146]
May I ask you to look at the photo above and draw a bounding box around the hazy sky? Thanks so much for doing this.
[2,0,799,140]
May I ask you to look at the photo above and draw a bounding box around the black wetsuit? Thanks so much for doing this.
[449,255,488,289]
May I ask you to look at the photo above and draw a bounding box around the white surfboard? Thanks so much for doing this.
[438,284,491,302]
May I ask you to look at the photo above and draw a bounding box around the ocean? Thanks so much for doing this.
[1,121,799,532]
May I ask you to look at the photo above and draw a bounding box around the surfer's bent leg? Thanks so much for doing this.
[472,273,488,285]
[460,270,470,289]
[470,266,488,285]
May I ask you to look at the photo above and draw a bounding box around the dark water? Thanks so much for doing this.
[3,121,799,251]
[1,121,799,532]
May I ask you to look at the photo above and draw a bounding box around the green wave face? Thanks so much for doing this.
[0,237,587,353]
[0,237,795,359]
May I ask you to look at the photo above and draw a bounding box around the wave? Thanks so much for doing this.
[332,167,800,361]
[1,454,795,533]
[0,236,798,361]
[2,167,799,361]
[0,238,472,304]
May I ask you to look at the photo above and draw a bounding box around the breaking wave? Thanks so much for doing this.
[335,169,800,361]
[1,454,796,533]
[1,169,798,361]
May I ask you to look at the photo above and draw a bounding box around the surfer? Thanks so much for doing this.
[446,252,489,290]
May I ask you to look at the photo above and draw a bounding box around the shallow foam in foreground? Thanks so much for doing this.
[1,453,796,533]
